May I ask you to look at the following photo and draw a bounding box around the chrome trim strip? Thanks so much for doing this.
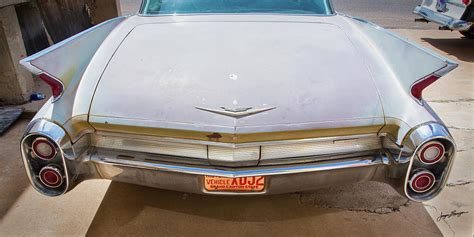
[20,61,42,75]
[434,61,459,77]
[93,135,208,159]
[195,106,276,118]
[260,136,381,160]
[93,131,380,148]
[93,132,383,164]
[92,154,385,178]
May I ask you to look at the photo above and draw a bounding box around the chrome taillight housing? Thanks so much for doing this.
[32,137,58,160]
[409,169,436,193]
[417,141,445,165]
[403,123,456,201]
[20,120,73,196]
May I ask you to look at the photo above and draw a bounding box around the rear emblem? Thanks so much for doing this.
[195,106,276,118]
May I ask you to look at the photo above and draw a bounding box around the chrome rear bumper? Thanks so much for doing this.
[92,152,390,195]
[414,6,472,31]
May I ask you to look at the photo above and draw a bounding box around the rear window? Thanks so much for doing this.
[140,0,333,15]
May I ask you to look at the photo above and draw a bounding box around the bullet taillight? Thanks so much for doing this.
[39,166,63,188]
[418,141,445,165]
[409,170,436,193]
[32,137,57,161]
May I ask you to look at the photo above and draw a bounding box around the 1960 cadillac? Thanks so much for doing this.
[20,0,458,202]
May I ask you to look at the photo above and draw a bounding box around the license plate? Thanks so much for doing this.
[204,176,265,192]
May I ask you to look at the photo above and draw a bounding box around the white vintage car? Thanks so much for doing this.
[414,0,474,37]
[20,0,458,202]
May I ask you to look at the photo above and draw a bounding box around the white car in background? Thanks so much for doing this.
[414,0,474,38]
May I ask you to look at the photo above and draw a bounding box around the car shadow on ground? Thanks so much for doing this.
[0,119,31,220]
[421,37,474,62]
[86,181,442,236]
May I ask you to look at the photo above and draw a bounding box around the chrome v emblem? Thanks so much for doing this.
[195,106,276,118]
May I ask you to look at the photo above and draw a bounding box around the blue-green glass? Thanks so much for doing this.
[141,0,333,15]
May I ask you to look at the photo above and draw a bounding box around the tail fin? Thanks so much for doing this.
[20,17,125,101]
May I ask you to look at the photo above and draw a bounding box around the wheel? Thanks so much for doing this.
[460,29,474,39]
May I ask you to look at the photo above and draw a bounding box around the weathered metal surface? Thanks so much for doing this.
[90,19,385,136]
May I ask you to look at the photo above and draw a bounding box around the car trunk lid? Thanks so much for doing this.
[89,19,385,141]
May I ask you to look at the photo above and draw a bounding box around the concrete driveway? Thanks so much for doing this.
[0,1,473,236]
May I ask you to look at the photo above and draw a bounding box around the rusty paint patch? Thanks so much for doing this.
[206,133,222,141]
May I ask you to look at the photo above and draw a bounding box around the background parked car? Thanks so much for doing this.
[414,0,474,38]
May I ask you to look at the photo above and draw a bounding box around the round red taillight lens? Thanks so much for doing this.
[32,137,57,160]
[39,166,63,188]
[409,170,436,193]
[462,0,471,6]
[418,141,445,165]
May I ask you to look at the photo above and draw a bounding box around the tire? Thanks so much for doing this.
[460,29,474,39]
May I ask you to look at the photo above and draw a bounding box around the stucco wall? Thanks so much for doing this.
[0,5,32,105]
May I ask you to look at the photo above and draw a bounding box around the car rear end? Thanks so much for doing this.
[21,116,456,202]
[18,1,459,202]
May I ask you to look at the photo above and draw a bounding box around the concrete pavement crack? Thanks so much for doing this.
[424,204,457,236]
[298,193,412,214]
[401,205,446,236]
[428,98,474,103]
[435,210,469,237]
[424,204,439,212]
[446,126,474,131]
[443,219,456,237]
[345,205,407,214]
[446,180,474,187]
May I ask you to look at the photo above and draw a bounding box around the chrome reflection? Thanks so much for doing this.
[93,133,384,165]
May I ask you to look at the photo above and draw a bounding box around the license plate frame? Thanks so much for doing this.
[204,176,265,192]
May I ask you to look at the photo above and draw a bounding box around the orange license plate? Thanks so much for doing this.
[204,176,265,192]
